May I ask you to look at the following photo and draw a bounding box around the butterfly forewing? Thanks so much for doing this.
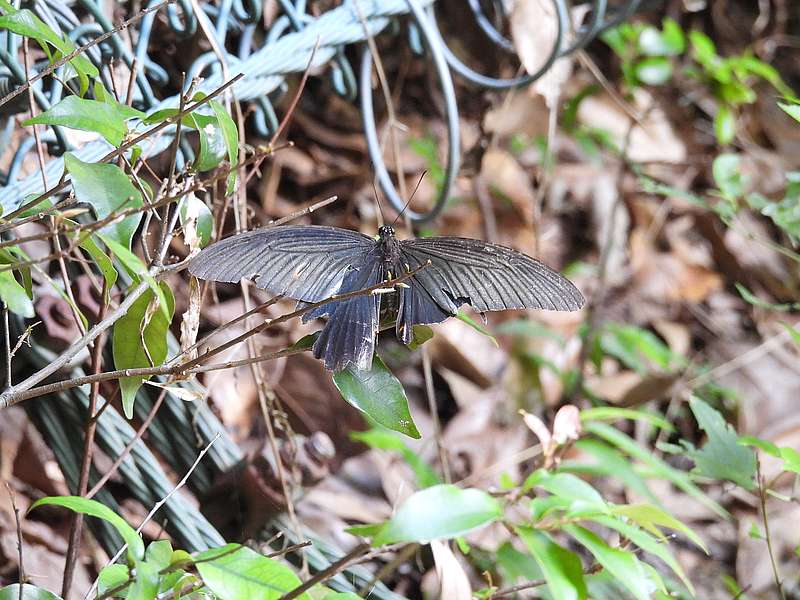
[400,237,585,313]
[188,225,375,302]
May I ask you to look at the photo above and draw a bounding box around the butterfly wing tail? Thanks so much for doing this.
[396,284,452,345]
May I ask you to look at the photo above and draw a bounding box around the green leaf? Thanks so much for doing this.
[590,515,694,594]
[98,564,130,595]
[738,435,781,457]
[634,57,672,85]
[0,585,63,600]
[407,324,434,350]
[210,100,239,194]
[456,310,499,346]
[580,407,673,430]
[350,429,441,488]
[516,527,587,600]
[29,496,144,562]
[779,101,800,123]
[65,153,143,249]
[599,323,676,373]
[523,470,606,510]
[779,447,800,474]
[584,422,728,517]
[565,525,655,600]
[0,270,34,317]
[333,356,420,438]
[686,396,756,490]
[124,561,158,600]
[611,503,707,552]
[178,193,213,249]
[372,485,502,545]
[100,236,168,316]
[714,105,736,145]
[689,30,719,71]
[322,594,362,600]
[195,545,308,600]
[188,113,227,173]
[496,541,543,583]
[712,153,743,200]
[25,97,142,146]
[73,233,118,304]
[112,282,175,418]
[735,283,800,312]
[145,539,173,570]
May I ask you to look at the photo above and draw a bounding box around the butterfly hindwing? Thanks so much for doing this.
[188,225,376,302]
[399,237,584,313]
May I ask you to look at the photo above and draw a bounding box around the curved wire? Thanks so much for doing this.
[360,0,460,222]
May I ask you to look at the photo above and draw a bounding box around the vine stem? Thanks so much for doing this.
[757,457,785,600]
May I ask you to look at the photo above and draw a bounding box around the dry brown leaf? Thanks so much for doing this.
[578,90,686,163]
[431,539,473,600]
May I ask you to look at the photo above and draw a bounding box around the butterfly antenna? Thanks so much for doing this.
[391,170,428,227]
[371,178,386,227]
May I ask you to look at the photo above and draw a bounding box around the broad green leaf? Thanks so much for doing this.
[714,105,736,145]
[634,57,672,85]
[407,324,434,350]
[112,282,175,418]
[584,422,727,517]
[25,97,142,146]
[686,396,756,490]
[29,496,144,562]
[496,541,543,583]
[0,7,97,92]
[195,545,308,600]
[580,407,673,430]
[350,429,441,488]
[210,100,239,194]
[612,503,707,551]
[333,356,420,438]
[0,585,62,600]
[565,525,655,600]
[98,564,130,595]
[516,527,587,600]
[0,270,34,317]
[124,561,158,600]
[65,154,143,249]
[178,194,213,249]
[145,539,173,570]
[780,447,800,474]
[523,470,606,509]
[372,485,502,545]
[188,113,227,173]
[590,515,694,593]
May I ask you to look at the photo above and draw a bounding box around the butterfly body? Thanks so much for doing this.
[189,224,584,371]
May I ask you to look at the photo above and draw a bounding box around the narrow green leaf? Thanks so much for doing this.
[25,97,142,146]
[407,324,434,350]
[779,447,800,474]
[714,105,736,145]
[456,311,499,347]
[584,421,728,517]
[590,515,694,594]
[612,503,707,552]
[65,153,143,249]
[779,101,800,123]
[712,153,743,200]
[210,100,239,194]
[0,270,34,317]
[333,356,420,438]
[565,525,655,600]
[112,282,175,418]
[29,496,144,562]
[73,233,118,303]
[523,470,606,509]
[99,236,168,317]
[195,545,308,600]
[373,485,502,545]
[516,527,587,600]
[738,435,781,457]
[686,396,756,490]
[580,407,673,430]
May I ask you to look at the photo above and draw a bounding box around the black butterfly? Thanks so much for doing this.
[189,224,584,371]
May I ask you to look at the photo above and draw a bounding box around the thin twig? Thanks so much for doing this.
[757,457,786,600]
[0,0,175,109]
[4,483,25,594]
[2,303,10,389]
[280,543,371,600]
